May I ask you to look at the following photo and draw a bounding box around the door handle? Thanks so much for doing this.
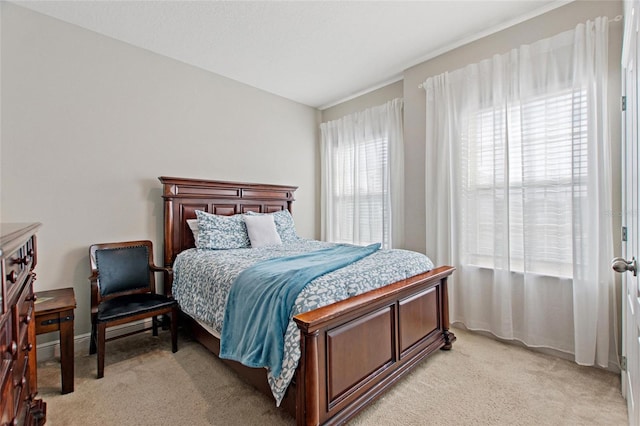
[612,257,637,276]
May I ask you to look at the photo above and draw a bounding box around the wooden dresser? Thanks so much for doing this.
[0,223,46,425]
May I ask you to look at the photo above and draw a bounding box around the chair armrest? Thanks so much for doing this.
[150,265,173,297]
[150,264,172,275]
[89,272,99,315]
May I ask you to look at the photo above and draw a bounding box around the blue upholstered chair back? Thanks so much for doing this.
[95,245,150,297]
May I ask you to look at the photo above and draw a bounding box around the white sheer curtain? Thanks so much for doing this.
[424,18,615,367]
[320,98,404,249]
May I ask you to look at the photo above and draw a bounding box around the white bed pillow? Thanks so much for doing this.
[245,209,300,243]
[243,214,282,248]
[186,219,199,241]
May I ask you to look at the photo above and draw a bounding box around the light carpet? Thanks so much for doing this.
[37,327,627,425]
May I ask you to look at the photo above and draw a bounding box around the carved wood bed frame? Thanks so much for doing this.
[159,176,456,425]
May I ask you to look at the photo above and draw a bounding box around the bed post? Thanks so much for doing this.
[440,276,456,350]
[297,330,320,426]
[162,184,175,298]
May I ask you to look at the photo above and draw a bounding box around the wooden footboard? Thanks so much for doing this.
[178,265,455,425]
[293,266,455,425]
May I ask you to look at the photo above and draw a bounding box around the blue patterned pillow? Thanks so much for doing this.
[246,209,300,243]
[195,210,250,249]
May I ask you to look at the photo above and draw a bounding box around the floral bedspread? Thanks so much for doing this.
[172,239,433,405]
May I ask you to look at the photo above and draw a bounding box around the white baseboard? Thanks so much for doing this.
[36,318,152,362]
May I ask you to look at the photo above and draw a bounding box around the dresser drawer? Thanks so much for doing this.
[15,279,35,336]
[0,317,13,362]
[12,347,29,394]
[1,235,35,303]
[12,281,34,355]
[0,360,14,426]
[0,318,16,425]
[13,353,30,417]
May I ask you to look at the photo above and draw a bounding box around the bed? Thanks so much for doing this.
[159,176,456,425]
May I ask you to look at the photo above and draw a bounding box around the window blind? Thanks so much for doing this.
[331,136,389,246]
[460,89,588,277]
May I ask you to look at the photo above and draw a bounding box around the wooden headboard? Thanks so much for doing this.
[159,176,297,268]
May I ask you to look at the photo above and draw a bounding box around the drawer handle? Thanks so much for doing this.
[12,375,26,389]
[23,313,32,325]
[27,293,38,302]
[22,342,33,352]
[6,270,17,283]
[18,255,31,265]
[8,341,17,356]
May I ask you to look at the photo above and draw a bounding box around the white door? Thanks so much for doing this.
[619,2,640,425]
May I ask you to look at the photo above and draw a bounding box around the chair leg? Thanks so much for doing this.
[152,315,159,336]
[171,308,178,353]
[97,323,106,379]
[89,322,97,355]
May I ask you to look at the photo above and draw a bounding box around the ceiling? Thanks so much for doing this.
[14,0,571,109]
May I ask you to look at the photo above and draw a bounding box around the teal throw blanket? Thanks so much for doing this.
[219,243,380,377]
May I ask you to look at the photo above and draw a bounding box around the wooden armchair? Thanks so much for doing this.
[89,240,178,378]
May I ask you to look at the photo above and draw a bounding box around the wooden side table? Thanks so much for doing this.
[34,287,76,394]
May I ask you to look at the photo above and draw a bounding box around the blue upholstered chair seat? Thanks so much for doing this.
[97,293,177,323]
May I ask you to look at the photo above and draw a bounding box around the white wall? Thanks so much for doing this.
[321,80,403,123]
[0,3,320,338]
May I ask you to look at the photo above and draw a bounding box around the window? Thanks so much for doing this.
[330,136,389,246]
[320,98,404,249]
[460,89,588,278]
[424,17,613,365]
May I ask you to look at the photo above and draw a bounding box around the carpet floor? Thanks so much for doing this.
[37,327,627,425]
